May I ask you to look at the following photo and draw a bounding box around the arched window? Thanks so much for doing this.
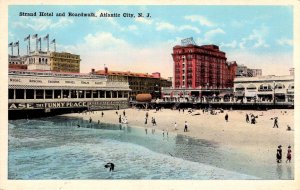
[259,84,272,91]
[235,84,245,91]
[275,83,285,89]
[246,84,256,90]
[39,58,41,63]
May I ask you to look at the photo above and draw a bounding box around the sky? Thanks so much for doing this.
[8,5,293,78]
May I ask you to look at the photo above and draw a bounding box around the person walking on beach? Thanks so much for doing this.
[286,146,292,163]
[146,112,149,119]
[277,145,282,163]
[123,110,126,116]
[246,114,249,123]
[184,121,188,132]
[225,113,228,122]
[101,111,104,117]
[174,122,177,130]
[89,117,92,123]
[273,117,279,128]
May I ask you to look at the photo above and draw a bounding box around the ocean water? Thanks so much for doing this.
[8,116,293,180]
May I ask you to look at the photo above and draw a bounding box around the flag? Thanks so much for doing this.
[50,39,55,44]
[8,42,13,47]
[43,34,49,41]
[24,34,30,41]
[13,41,19,47]
[32,34,38,39]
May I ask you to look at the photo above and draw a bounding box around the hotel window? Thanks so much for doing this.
[106,91,111,98]
[26,89,34,99]
[9,89,14,99]
[54,90,61,99]
[15,89,24,99]
[36,90,44,99]
[112,91,118,98]
[63,90,69,98]
[100,91,105,98]
[45,90,53,99]
[86,90,92,98]
[71,90,77,98]
[92,90,98,98]
[78,90,84,98]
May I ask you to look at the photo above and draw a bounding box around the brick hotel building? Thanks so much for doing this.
[172,44,237,89]
[162,42,237,100]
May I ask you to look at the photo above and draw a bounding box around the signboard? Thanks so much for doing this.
[8,100,127,110]
[9,76,106,88]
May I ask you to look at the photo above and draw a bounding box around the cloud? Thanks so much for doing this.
[197,28,225,44]
[239,25,269,49]
[62,32,128,52]
[178,25,200,34]
[128,25,138,31]
[135,17,153,25]
[205,28,225,39]
[184,15,215,27]
[220,40,238,48]
[155,21,200,34]
[12,17,73,31]
[277,37,293,46]
[60,32,173,78]
[156,21,176,31]
[50,17,73,29]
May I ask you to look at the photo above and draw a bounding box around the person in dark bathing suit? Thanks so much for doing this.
[277,145,282,163]
[105,163,115,172]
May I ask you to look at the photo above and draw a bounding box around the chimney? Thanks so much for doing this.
[104,67,108,75]
[91,68,95,74]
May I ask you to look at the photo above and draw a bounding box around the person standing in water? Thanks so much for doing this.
[184,121,188,132]
[277,145,282,163]
[286,146,292,163]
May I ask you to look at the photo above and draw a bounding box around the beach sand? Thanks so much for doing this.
[65,108,294,172]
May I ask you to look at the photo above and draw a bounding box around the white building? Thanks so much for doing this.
[234,75,294,103]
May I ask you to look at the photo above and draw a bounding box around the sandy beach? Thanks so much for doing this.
[65,108,294,171]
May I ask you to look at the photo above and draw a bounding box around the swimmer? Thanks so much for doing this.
[105,163,115,172]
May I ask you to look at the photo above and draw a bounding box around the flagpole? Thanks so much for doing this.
[8,42,13,55]
[47,35,49,52]
[17,41,19,56]
[39,38,41,51]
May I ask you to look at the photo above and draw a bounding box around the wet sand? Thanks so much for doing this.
[65,108,294,172]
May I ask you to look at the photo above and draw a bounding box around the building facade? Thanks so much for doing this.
[172,44,237,89]
[234,75,294,103]
[95,67,172,100]
[49,52,81,73]
[236,64,262,77]
[8,69,131,118]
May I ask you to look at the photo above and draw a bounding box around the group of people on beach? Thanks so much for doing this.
[276,145,292,163]
[245,113,258,124]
